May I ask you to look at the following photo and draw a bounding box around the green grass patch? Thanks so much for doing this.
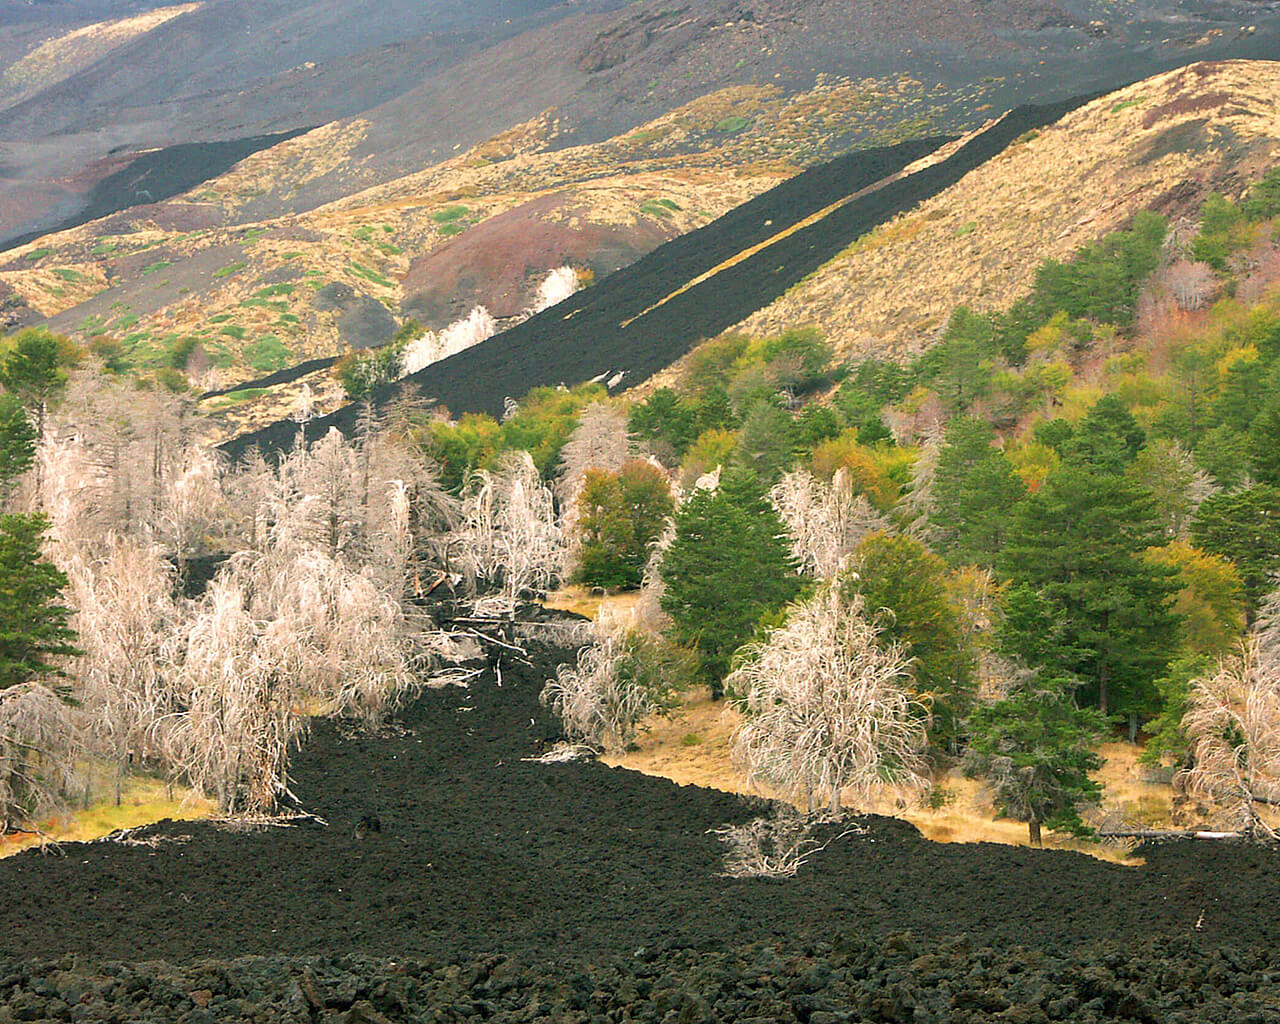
[254,283,295,298]
[219,324,248,340]
[348,262,395,288]
[206,387,270,409]
[241,227,268,245]
[90,240,120,256]
[715,115,752,134]
[214,261,247,279]
[282,251,305,260]
[276,312,301,325]
[111,313,140,330]
[25,248,52,262]
[641,200,675,219]
[245,335,291,373]
[77,314,108,335]
[1111,96,1145,114]
[431,206,469,224]
[208,312,234,324]
[440,222,467,238]
[52,268,86,283]
[955,221,979,237]
[141,260,171,276]
[240,297,289,312]
[377,242,403,256]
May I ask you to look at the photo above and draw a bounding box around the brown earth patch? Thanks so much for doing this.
[400,193,677,324]
[1141,91,1234,129]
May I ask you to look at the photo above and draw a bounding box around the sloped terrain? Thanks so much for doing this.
[4,0,1280,249]
[2,628,1279,1008]
[218,98,1077,460]
[734,59,1280,362]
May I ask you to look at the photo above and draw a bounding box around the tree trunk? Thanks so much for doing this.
[1098,664,1109,719]
[1128,712,1139,743]
[1028,817,1042,847]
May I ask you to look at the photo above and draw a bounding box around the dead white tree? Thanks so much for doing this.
[709,809,867,878]
[157,446,222,578]
[0,683,80,834]
[897,439,942,547]
[399,306,497,377]
[1179,638,1280,838]
[555,402,635,507]
[1162,260,1218,312]
[63,536,178,803]
[459,451,563,611]
[729,584,930,813]
[541,627,688,753]
[160,538,419,815]
[770,468,890,579]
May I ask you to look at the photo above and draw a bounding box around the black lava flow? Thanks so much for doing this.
[220,95,1093,463]
[1,130,312,255]
[4,631,1280,968]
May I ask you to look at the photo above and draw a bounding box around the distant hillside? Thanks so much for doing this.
[4,0,1280,248]
[729,61,1280,365]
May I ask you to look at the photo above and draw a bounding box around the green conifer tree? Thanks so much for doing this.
[660,468,801,697]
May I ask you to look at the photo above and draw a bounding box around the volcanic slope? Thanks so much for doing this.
[734,59,1280,363]
[3,631,1280,965]
[6,0,1280,250]
[219,97,1087,460]
[0,72,962,411]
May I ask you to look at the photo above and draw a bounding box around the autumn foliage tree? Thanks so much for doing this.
[574,460,674,589]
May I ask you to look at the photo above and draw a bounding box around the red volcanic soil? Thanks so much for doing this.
[400,194,677,325]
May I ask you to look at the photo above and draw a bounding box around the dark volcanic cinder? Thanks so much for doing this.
[2,633,1279,968]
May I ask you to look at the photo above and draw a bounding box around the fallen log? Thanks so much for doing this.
[1098,828,1244,840]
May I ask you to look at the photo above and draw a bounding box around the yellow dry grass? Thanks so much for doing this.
[543,586,643,624]
[605,690,1145,864]
[1,5,202,99]
[736,60,1280,363]
[0,775,215,859]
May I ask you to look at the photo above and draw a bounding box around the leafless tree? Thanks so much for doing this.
[729,584,930,813]
[458,451,563,611]
[1179,638,1280,838]
[709,809,867,878]
[541,626,688,753]
[62,536,178,803]
[0,683,81,834]
[897,440,942,547]
[159,537,418,814]
[399,306,497,377]
[555,402,635,507]
[770,468,890,579]
[1161,260,1218,312]
[157,446,222,578]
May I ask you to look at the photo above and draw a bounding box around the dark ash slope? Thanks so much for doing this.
[219,96,1082,462]
[2,631,1279,966]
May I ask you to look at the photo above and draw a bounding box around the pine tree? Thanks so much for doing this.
[0,395,34,494]
[966,673,1107,846]
[0,514,79,689]
[998,461,1180,718]
[0,327,71,439]
[930,416,1025,565]
[660,468,801,697]
[1191,484,1280,619]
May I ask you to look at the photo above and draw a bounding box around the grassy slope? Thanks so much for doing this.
[0,74,990,439]
[730,61,1280,365]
